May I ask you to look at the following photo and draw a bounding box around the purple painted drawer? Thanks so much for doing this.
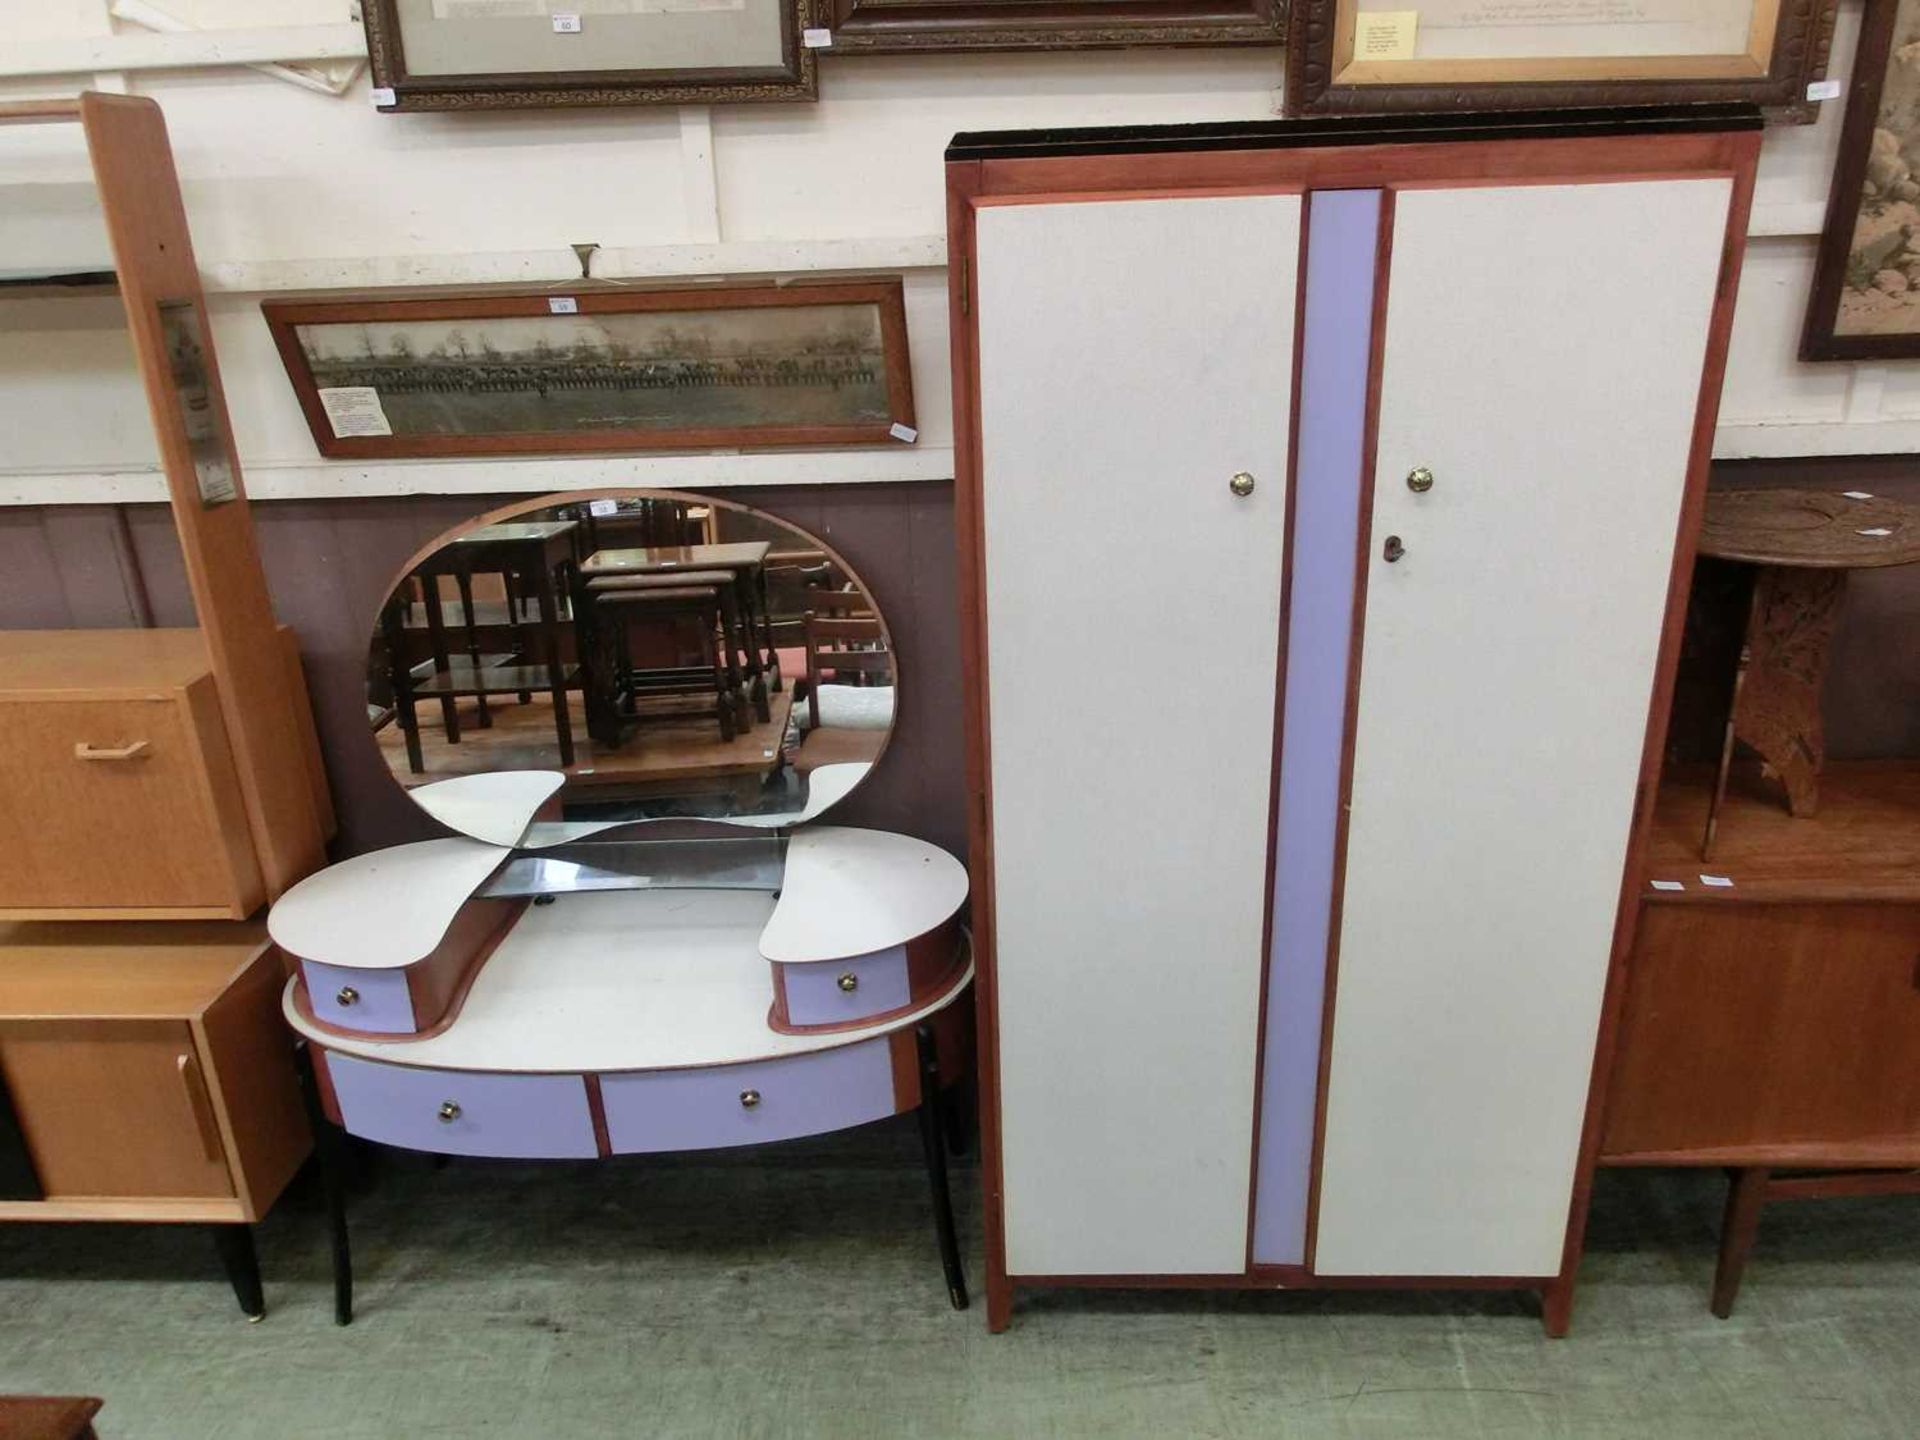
[325,1051,598,1159]
[600,1038,897,1154]
[778,946,911,1029]
[304,961,416,1035]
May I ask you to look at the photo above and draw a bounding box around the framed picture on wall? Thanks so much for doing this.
[262,281,916,459]
[1803,0,1920,359]
[360,0,816,110]
[1285,0,1839,118]
[819,0,1284,53]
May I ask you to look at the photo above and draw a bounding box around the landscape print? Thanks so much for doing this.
[1835,0,1920,338]
[290,298,894,440]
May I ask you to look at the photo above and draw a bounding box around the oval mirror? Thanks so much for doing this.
[365,489,894,830]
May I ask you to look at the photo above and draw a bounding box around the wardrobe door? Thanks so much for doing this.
[1313,179,1731,1278]
[974,193,1299,1276]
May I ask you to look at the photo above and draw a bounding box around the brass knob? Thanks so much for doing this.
[1406,466,1435,494]
[837,972,859,993]
[739,1089,761,1109]
[336,986,359,1007]
[438,1101,461,1123]
[1383,535,1406,563]
[1229,472,1256,498]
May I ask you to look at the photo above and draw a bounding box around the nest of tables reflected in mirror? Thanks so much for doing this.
[366,489,895,826]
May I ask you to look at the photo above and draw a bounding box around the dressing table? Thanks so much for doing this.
[274,491,973,1320]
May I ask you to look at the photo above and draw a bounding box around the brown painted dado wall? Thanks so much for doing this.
[0,460,1913,863]
[0,483,965,860]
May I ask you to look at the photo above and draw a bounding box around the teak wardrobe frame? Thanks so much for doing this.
[0,94,331,904]
[945,112,1762,1335]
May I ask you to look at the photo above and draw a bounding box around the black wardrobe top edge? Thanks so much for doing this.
[944,104,1764,163]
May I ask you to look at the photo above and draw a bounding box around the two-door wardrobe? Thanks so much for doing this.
[946,107,1761,1334]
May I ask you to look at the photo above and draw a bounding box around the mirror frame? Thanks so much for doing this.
[364,486,899,830]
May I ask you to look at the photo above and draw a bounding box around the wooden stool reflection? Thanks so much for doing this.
[586,583,738,745]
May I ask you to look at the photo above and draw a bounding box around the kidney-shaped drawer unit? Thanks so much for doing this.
[761,829,969,1035]
[269,838,521,1042]
[322,1051,599,1160]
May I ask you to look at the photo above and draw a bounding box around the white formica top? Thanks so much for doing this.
[267,838,508,970]
[283,888,972,1074]
[410,771,565,847]
[758,827,969,964]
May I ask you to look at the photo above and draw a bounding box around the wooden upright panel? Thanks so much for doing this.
[1313,178,1734,1277]
[78,93,326,899]
[974,193,1299,1276]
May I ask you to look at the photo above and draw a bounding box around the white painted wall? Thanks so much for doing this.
[0,0,1907,504]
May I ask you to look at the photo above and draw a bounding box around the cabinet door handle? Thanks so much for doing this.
[74,740,151,762]
[177,1053,226,1164]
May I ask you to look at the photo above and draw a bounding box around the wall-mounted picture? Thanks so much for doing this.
[821,0,1283,53]
[263,281,915,459]
[360,0,816,110]
[1803,0,1920,359]
[1285,0,1838,119]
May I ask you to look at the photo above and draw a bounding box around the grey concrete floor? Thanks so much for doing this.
[2,1118,1916,1440]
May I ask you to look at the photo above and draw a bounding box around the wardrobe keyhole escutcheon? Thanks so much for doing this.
[1382,535,1407,564]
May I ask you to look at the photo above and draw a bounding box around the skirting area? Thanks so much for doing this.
[1,1122,1915,1439]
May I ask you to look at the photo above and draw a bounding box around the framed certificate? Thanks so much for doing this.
[1285,0,1838,118]
[361,0,815,110]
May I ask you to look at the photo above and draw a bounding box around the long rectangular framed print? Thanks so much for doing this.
[263,281,915,459]
[820,0,1284,53]
[1286,0,1838,117]
[361,0,816,110]
[1802,0,1920,359]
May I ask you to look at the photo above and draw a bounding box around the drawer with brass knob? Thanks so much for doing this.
[319,1052,597,1159]
[298,960,417,1035]
[768,918,968,1034]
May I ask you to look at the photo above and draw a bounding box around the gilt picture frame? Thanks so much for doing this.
[820,0,1285,53]
[1802,0,1920,359]
[1285,0,1839,119]
[360,0,816,111]
[263,281,915,459]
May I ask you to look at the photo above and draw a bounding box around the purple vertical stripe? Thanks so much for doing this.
[1253,189,1381,1266]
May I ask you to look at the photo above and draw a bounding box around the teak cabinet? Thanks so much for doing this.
[947,108,1762,1332]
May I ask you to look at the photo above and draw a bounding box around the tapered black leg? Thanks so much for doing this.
[914,1022,968,1311]
[212,1224,265,1321]
[296,1042,354,1326]
[943,1073,976,1160]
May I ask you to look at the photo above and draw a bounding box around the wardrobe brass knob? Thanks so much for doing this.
[739,1089,761,1110]
[837,972,859,993]
[1406,466,1435,493]
[1229,471,1256,498]
[438,1101,461,1123]
[336,986,360,1007]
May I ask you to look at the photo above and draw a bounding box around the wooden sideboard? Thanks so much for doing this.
[0,920,311,1316]
[1601,761,1920,1313]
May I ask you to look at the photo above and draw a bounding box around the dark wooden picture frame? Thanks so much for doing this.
[1285,0,1838,120]
[361,0,816,111]
[822,0,1283,53]
[263,281,915,460]
[1803,0,1920,359]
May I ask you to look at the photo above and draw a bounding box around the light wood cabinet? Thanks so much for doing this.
[0,629,328,921]
[948,108,1760,1332]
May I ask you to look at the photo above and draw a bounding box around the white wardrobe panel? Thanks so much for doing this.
[1314,179,1731,1277]
[975,194,1300,1276]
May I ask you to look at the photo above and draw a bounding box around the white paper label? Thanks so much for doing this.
[1859,527,1895,537]
[548,296,580,314]
[1648,879,1685,892]
[370,86,396,107]
[588,498,619,516]
[552,11,582,29]
[1699,874,1735,889]
[1806,78,1841,102]
[1842,490,1875,500]
[888,422,917,443]
[802,26,832,45]
[317,386,393,438]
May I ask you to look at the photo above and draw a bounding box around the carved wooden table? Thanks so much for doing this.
[1699,488,1920,856]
